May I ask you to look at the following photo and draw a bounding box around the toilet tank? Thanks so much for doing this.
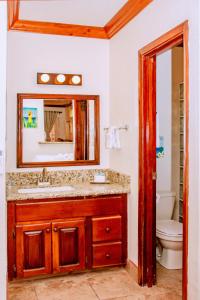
[156,191,176,220]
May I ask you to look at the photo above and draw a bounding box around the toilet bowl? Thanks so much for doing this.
[156,192,183,269]
[156,220,183,269]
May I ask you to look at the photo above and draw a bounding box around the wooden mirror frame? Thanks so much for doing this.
[17,93,100,168]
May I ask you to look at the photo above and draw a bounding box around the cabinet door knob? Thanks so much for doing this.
[46,228,50,233]
[105,227,111,233]
[105,253,111,259]
[54,228,58,232]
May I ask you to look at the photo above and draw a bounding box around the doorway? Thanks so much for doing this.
[138,21,189,300]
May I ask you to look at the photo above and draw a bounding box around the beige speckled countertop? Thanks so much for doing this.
[7,182,130,201]
[6,169,131,201]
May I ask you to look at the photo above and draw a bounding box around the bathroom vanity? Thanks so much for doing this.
[7,170,129,281]
[8,92,130,281]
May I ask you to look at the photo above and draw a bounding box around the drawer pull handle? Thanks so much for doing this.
[105,253,111,259]
[46,228,51,233]
[105,227,111,233]
[54,228,58,232]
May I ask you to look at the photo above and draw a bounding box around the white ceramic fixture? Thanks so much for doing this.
[156,191,183,269]
[18,186,75,194]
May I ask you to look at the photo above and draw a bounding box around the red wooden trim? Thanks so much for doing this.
[138,54,157,287]
[138,52,147,285]
[7,0,19,29]
[145,56,157,287]
[7,0,152,40]
[105,0,153,39]
[12,19,108,39]
[139,23,187,56]
[138,21,189,299]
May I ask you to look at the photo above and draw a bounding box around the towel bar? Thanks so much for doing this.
[104,125,128,131]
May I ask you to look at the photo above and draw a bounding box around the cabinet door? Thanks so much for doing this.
[52,218,85,273]
[16,222,52,278]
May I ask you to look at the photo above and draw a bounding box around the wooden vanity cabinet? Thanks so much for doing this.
[7,194,127,280]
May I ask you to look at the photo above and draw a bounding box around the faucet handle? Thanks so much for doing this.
[42,167,47,177]
[38,167,50,187]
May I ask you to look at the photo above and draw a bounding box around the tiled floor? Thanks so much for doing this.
[8,265,182,300]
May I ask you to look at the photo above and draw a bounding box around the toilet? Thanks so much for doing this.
[156,191,183,269]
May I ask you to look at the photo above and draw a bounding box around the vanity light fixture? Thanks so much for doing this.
[37,73,82,86]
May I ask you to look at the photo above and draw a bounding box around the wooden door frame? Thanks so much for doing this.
[138,21,189,300]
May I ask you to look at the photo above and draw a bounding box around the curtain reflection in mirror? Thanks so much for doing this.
[44,110,61,141]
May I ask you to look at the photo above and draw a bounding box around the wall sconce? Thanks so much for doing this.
[37,73,82,86]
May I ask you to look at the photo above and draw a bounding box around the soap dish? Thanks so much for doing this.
[90,180,111,184]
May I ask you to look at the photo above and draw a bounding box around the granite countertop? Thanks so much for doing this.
[7,182,130,201]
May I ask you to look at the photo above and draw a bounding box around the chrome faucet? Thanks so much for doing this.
[42,167,47,182]
[38,167,51,186]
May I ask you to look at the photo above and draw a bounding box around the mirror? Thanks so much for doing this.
[17,94,100,167]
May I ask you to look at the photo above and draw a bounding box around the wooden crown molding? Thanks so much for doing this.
[7,0,19,29]
[8,0,153,39]
[105,0,153,38]
[11,19,108,39]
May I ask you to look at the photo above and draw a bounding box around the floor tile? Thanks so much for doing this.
[87,268,169,300]
[145,292,182,300]
[87,269,137,299]
[103,295,146,300]
[8,265,182,300]
[34,276,98,300]
[156,264,182,296]
[8,285,38,300]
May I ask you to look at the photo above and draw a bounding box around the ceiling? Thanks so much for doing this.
[8,0,153,39]
[19,0,127,27]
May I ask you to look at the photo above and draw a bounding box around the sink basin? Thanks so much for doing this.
[18,186,75,194]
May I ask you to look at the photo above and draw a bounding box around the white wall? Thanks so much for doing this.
[156,50,172,191]
[7,31,109,171]
[198,3,200,297]
[109,0,200,298]
[0,3,7,300]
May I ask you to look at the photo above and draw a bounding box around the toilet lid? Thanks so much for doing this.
[156,220,183,236]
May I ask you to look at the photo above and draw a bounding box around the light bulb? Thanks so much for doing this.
[71,75,81,85]
[57,74,66,83]
[41,73,50,83]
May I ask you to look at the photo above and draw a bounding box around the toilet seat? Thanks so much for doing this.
[156,220,183,242]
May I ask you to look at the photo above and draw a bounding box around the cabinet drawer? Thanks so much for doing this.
[92,242,122,267]
[92,215,122,242]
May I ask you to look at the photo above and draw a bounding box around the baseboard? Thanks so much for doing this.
[125,259,138,283]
